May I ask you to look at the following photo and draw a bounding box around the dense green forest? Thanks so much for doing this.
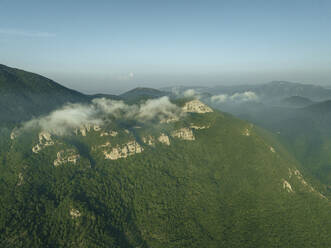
[0,65,330,247]
[0,109,330,247]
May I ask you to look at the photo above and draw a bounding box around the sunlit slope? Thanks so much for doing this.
[0,100,330,248]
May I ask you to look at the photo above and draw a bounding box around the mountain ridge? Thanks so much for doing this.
[0,64,331,247]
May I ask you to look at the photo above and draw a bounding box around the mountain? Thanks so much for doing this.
[120,87,171,102]
[226,99,331,193]
[0,98,330,247]
[165,81,331,103]
[0,64,88,123]
[304,99,331,113]
[253,81,331,101]
[282,96,314,108]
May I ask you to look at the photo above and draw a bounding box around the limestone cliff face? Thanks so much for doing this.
[70,208,81,218]
[283,180,294,193]
[10,128,19,140]
[100,130,118,137]
[32,131,54,153]
[182,100,213,113]
[54,149,80,166]
[142,136,155,146]
[171,128,195,141]
[158,133,170,145]
[75,124,102,136]
[190,124,210,130]
[280,168,327,199]
[27,99,217,161]
[103,140,144,160]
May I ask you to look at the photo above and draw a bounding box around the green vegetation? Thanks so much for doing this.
[0,64,88,123]
[0,109,330,247]
[0,65,330,247]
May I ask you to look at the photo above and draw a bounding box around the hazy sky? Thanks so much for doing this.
[1,0,331,93]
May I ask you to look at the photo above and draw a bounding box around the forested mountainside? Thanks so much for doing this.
[0,97,330,247]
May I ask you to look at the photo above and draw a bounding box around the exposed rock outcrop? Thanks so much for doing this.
[54,149,80,166]
[93,125,101,131]
[32,131,54,153]
[10,128,19,140]
[190,124,210,130]
[242,124,253,137]
[182,100,213,113]
[158,133,170,145]
[171,128,195,141]
[104,140,144,160]
[99,142,111,148]
[283,179,294,193]
[70,208,81,218]
[142,136,155,146]
[75,124,101,136]
[288,168,327,199]
[17,172,24,186]
[100,130,118,137]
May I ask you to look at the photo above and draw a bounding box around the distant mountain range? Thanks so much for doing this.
[0,64,171,123]
[282,96,314,107]
[162,81,331,102]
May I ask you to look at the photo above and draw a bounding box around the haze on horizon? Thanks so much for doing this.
[0,0,331,94]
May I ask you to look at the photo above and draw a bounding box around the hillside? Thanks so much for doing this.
[0,98,330,247]
[120,87,171,102]
[282,96,314,107]
[304,99,331,113]
[0,64,88,122]
[230,101,331,193]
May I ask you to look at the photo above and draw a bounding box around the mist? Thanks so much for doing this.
[21,96,184,135]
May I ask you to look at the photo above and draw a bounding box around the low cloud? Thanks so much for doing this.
[24,103,102,135]
[22,96,184,135]
[211,91,259,103]
[183,89,197,98]
[172,88,201,99]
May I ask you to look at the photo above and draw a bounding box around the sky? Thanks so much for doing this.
[0,0,331,94]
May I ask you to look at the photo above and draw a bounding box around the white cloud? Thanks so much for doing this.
[22,96,184,135]
[24,103,101,135]
[211,94,228,103]
[183,89,197,98]
[211,91,259,103]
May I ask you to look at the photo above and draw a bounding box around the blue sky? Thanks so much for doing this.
[0,0,330,93]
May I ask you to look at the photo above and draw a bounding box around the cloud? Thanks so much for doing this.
[137,96,183,122]
[211,91,259,103]
[22,96,184,135]
[211,94,228,103]
[0,28,56,38]
[92,96,183,122]
[23,103,101,135]
[183,89,198,98]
